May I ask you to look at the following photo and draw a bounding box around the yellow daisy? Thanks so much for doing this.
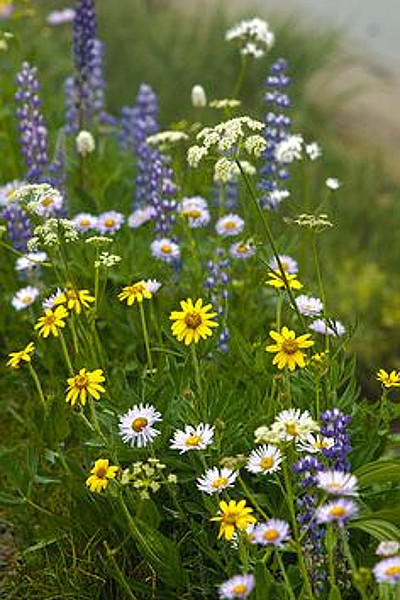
[266,326,314,371]
[54,288,95,314]
[118,281,152,305]
[34,305,69,338]
[6,342,35,369]
[376,369,400,389]
[170,298,218,345]
[211,499,256,541]
[266,270,303,290]
[86,458,119,493]
[66,368,106,406]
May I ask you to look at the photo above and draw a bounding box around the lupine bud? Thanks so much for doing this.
[191,84,207,108]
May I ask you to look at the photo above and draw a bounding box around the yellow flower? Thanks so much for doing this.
[376,369,400,389]
[66,368,106,406]
[86,458,119,493]
[170,298,218,345]
[54,288,95,314]
[211,499,256,541]
[34,305,69,338]
[266,326,314,371]
[6,342,35,369]
[266,270,303,290]
[118,281,152,305]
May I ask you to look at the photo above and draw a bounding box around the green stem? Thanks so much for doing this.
[88,397,109,450]
[103,541,138,600]
[139,301,153,374]
[326,524,336,588]
[28,364,46,411]
[59,331,74,376]
[276,551,297,600]
[237,474,270,521]
[232,54,247,98]
[191,345,203,400]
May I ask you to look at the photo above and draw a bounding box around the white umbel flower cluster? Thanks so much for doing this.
[225,18,274,58]
[275,134,304,164]
[147,130,189,150]
[13,183,64,217]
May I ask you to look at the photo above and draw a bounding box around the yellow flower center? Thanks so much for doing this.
[43,314,57,326]
[22,295,32,304]
[329,506,347,517]
[212,477,228,489]
[131,417,148,432]
[66,290,78,300]
[326,483,343,490]
[232,584,247,594]
[183,208,201,219]
[105,218,116,228]
[285,421,299,436]
[80,219,90,227]
[260,457,274,469]
[385,566,400,577]
[185,434,202,447]
[263,528,280,541]
[160,243,172,254]
[184,311,202,329]
[75,374,89,389]
[281,339,299,355]
[237,244,248,253]
[41,196,54,208]
[224,221,236,230]
[95,466,108,478]
[314,439,329,450]
[223,511,239,525]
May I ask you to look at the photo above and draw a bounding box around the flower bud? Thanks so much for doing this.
[76,130,95,156]
[191,84,207,108]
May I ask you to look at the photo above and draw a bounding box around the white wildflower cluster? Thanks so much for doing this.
[27,218,78,250]
[290,213,333,231]
[209,98,241,110]
[225,18,274,59]
[326,177,341,190]
[13,183,64,217]
[94,252,122,268]
[85,236,113,246]
[275,134,304,164]
[255,409,319,445]
[305,142,322,161]
[147,130,189,151]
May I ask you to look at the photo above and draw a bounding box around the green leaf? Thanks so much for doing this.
[355,459,400,487]
[349,517,400,542]
[328,584,343,600]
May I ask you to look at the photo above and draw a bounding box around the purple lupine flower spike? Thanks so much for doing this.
[1,202,32,251]
[15,62,49,182]
[320,408,352,472]
[204,249,231,353]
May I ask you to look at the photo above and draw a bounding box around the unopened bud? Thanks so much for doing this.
[191,84,207,108]
[76,130,95,156]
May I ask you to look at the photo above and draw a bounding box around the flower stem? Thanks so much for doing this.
[139,302,153,374]
[237,474,270,521]
[28,364,46,411]
[191,345,203,400]
[326,524,337,588]
[103,541,139,600]
[276,551,297,600]
[59,331,74,376]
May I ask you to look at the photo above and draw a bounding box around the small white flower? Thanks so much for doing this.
[296,434,334,454]
[254,425,282,445]
[275,134,303,164]
[178,197,210,228]
[230,241,255,260]
[150,238,180,262]
[213,158,238,183]
[263,189,290,210]
[15,251,48,271]
[244,134,267,157]
[326,177,341,190]
[33,189,64,217]
[94,252,121,268]
[191,84,207,108]
[0,179,26,207]
[273,409,319,442]
[317,470,358,496]
[225,17,274,59]
[187,145,209,168]
[128,205,155,229]
[73,213,98,232]
[196,467,238,494]
[96,211,125,234]
[218,573,255,599]
[42,287,63,310]
[295,295,324,317]
[47,8,75,25]
[76,130,96,156]
[305,142,322,160]
[316,499,358,525]
[11,286,40,310]
[268,254,298,274]
[144,279,162,294]
[170,423,214,453]
[216,214,244,237]
[246,445,282,474]
[119,404,162,448]
[309,318,346,337]
[376,541,400,557]
[373,556,400,584]
[253,519,290,547]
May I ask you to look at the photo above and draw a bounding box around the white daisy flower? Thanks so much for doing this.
[275,134,303,164]
[170,423,214,453]
[150,238,180,262]
[230,241,256,260]
[42,287,63,310]
[0,179,26,206]
[246,445,282,474]
[267,254,298,274]
[295,295,324,317]
[11,286,40,310]
[296,434,334,454]
[216,214,244,237]
[305,142,322,160]
[34,189,64,217]
[273,409,319,442]
[96,211,125,234]
[219,573,255,599]
[317,470,358,496]
[73,213,98,232]
[373,556,400,584]
[325,177,341,190]
[316,499,358,525]
[376,541,400,557]
[144,279,162,294]
[309,318,346,337]
[196,467,238,494]
[253,519,290,547]
[128,205,155,229]
[15,251,48,271]
[179,196,210,228]
[119,404,162,448]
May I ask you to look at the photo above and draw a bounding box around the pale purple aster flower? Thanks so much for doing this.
[33,189,64,217]
[73,212,97,232]
[0,180,27,207]
[178,196,210,228]
[128,205,155,229]
[150,238,180,262]
[268,254,298,274]
[0,3,13,19]
[253,519,290,546]
[376,541,400,557]
[373,556,400,584]
[15,251,48,271]
[295,295,323,317]
[309,318,345,337]
[230,241,255,259]
[47,8,75,25]
[216,214,244,237]
[96,211,125,234]
[11,286,40,310]
[196,467,238,494]
[219,574,255,599]
[144,279,162,294]
[316,470,358,496]
[316,498,358,525]
[42,288,62,310]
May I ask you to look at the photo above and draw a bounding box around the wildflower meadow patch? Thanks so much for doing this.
[1,2,400,599]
